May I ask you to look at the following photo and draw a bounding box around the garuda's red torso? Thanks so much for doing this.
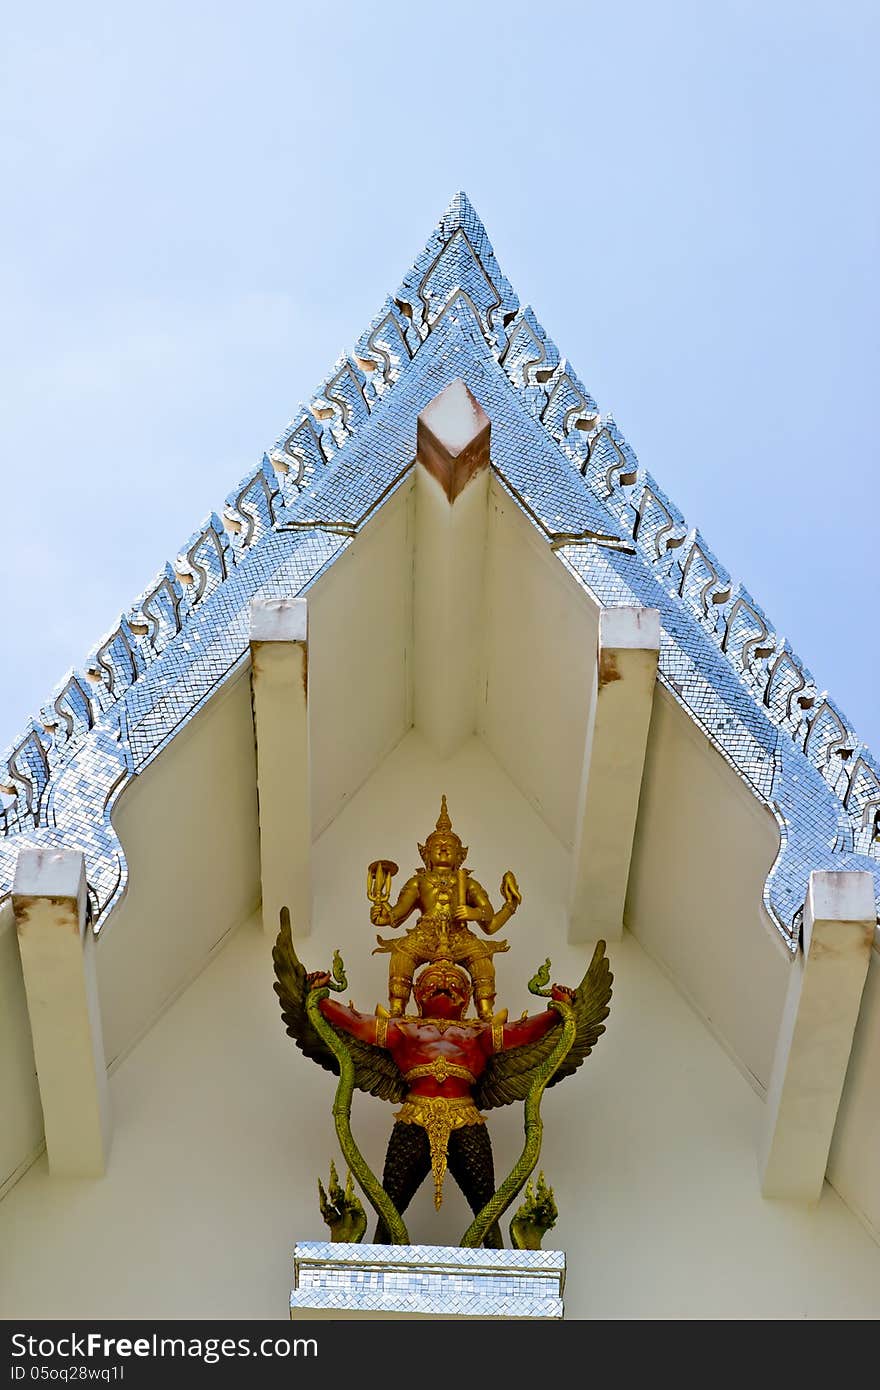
[386,1018,492,1098]
[320,999,558,1102]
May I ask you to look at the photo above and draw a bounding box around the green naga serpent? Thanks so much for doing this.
[273,907,612,1249]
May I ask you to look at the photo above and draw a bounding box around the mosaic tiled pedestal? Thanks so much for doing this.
[290,1242,565,1319]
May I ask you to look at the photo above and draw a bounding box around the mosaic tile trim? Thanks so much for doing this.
[290,1242,565,1320]
[0,193,877,942]
[294,1240,566,1272]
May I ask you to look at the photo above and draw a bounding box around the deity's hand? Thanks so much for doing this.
[370,903,392,927]
[500,870,522,911]
[453,906,480,922]
[550,983,576,1004]
[306,970,332,990]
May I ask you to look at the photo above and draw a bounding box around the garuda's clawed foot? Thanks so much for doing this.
[318,1160,367,1244]
[509,1172,558,1250]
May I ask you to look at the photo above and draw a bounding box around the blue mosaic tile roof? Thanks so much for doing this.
[1,192,877,941]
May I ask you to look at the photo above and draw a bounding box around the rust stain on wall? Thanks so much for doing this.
[598,650,623,689]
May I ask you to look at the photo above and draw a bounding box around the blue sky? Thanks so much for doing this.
[1,1,877,757]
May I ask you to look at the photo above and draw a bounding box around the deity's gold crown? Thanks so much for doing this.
[420,795,467,864]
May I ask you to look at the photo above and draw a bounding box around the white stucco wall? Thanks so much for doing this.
[625,686,790,1092]
[306,480,414,836]
[2,731,878,1320]
[480,480,598,850]
[828,943,880,1240]
[98,666,262,1068]
[0,899,43,1197]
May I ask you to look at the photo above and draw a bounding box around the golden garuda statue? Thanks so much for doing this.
[272,799,613,1249]
[368,795,522,1020]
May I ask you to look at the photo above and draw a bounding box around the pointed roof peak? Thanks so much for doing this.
[443,189,480,224]
[433,189,493,253]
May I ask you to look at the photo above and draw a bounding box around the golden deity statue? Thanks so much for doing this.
[367,796,522,1020]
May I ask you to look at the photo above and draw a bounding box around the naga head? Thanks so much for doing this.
[413,959,472,1019]
[419,795,468,871]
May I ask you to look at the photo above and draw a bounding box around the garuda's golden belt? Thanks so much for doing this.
[403,1059,476,1085]
[394,1094,484,1209]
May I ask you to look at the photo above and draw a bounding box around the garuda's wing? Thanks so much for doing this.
[272,908,407,1103]
[474,940,613,1111]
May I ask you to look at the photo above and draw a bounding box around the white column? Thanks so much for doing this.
[13,848,111,1177]
[568,606,660,942]
[250,597,311,938]
[413,378,491,759]
[759,870,876,1200]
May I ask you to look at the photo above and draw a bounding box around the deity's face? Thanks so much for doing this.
[425,832,464,870]
[414,964,471,1019]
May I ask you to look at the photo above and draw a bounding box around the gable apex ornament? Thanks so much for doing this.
[416,378,491,503]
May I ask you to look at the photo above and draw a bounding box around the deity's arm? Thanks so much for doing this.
[468,870,520,935]
[463,877,495,931]
[372,874,420,928]
[387,874,421,926]
[319,997,388,1045]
